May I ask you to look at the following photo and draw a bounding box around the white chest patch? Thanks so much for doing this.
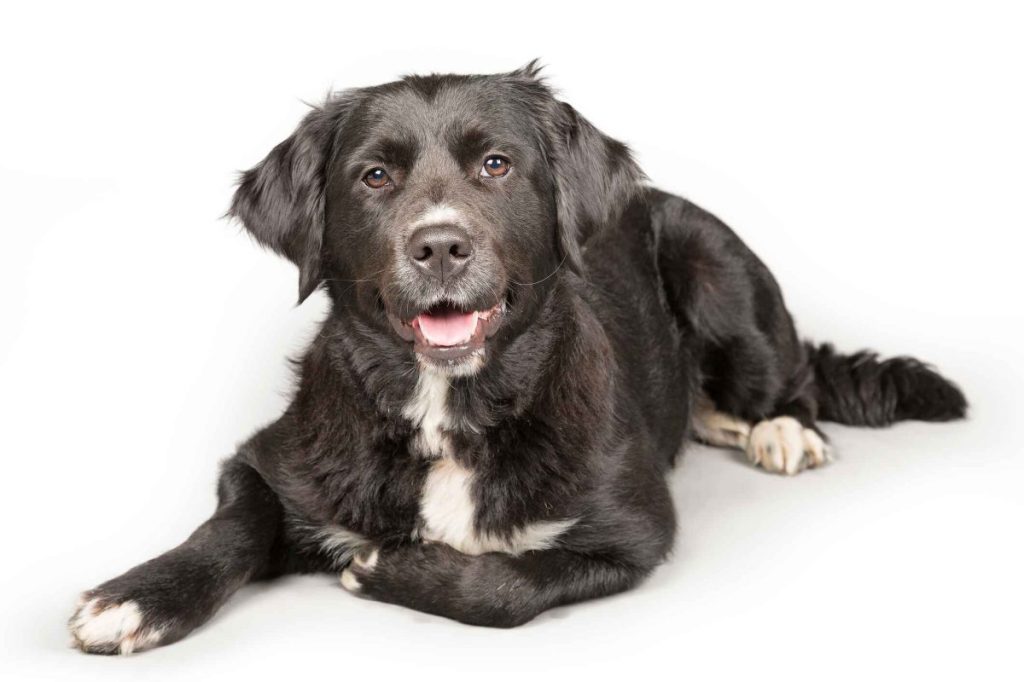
[418,457,577,556]
[403,369,452,458]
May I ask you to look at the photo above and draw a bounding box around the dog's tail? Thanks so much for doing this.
[804,342,967,427]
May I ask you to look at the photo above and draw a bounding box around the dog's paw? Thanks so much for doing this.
[339,547,380,594]
[746,416,832,475]
[69,593,165,655]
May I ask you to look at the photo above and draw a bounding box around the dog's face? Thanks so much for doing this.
[230,64,643,375]
[323,74,562,373]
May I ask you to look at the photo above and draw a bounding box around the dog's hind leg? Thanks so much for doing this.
[693,389,832,475]
[69,457,283,654]
[691,392,751,450]
[651,191,832,475]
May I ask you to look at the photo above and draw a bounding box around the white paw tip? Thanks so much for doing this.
[353,548,379,571]
[747,416,831,475]
[339,569,362,592]
[69,597,162,655]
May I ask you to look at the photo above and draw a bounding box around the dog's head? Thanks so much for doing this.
[230,63,643,375]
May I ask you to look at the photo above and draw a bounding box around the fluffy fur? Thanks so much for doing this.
[69,63,966,653]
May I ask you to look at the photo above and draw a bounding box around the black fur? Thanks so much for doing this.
[805,342,968,426]
[69,63,967,653]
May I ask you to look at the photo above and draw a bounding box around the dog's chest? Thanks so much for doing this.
[402,369,454,459]
[402,371,575,556]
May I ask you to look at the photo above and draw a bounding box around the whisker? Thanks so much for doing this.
[509,254,567,288]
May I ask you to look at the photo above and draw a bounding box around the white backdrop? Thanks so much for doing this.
[2,2,1022,680]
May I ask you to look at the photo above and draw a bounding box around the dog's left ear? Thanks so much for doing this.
[543,98,646,275]
[228,98,349,304]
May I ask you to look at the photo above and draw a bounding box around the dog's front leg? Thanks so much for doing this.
[68,458,282,654]
[339,542,649,628]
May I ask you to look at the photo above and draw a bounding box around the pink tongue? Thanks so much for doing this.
[416,310,478,347]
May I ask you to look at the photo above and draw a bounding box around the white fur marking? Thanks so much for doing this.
[692,395,752,449]
[403,368,452,457]
[70,598,163,655]
[691,395,832,475]
[339,548,378,593]
[315,525,371,568]
[802,428,831,468]
[419,457,576,555]
[353,548,379,571]
[339,570,362,592]
[411,203,464,229]
[747,416,832,475]
[425,350,486,378]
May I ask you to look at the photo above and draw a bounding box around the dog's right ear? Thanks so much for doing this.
[228,98,350,304]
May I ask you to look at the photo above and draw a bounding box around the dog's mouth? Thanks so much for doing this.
[388,299,505,364]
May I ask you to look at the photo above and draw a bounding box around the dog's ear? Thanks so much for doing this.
[228,98,348,304]
[547,101,646,275]
[507,62,646,276]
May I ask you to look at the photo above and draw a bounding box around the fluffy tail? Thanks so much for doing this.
[805,342,967,427]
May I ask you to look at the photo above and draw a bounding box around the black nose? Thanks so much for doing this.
[406,225,473,282]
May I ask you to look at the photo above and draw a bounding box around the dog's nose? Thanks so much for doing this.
[406,225,473,282]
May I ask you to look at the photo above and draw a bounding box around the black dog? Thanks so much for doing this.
[69,63,966,654]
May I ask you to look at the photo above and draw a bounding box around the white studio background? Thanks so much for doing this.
[1,2,1022,680]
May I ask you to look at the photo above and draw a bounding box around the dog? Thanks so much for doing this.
[68,62,967,654]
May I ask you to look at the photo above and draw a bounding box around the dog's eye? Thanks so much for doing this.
[481,155,511,178]
[363,168,391,189]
